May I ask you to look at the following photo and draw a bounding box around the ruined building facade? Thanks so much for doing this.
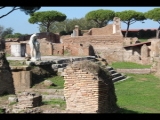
[4,17,160,65]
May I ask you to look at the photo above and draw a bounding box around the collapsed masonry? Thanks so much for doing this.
[0,39,15,95]
[9,92,42,113]
[63,60,119,113]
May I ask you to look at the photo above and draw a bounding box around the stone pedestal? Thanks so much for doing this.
[11,66,32,92]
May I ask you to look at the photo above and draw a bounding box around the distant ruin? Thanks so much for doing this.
[4,17,160,65]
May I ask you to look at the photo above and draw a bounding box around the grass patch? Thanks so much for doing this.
[111,62,151,69]
[32,75,64,89]
[8,60,26,66]
[0,108,5,114]
[64,50,70,56]
[5,53,11,57]
[48,76,64,89]
[138,39,148,42]
[42,99,66,110]
[115,73,160,113]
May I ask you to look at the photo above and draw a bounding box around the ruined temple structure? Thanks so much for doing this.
[64,60,119,113]
[0,38,15,95]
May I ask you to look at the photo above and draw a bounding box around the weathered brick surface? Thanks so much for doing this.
[62,35,124,58]
[63,61,118,113]
[91,24,113,35]
[52,43,64,55]
[15,92,42,108]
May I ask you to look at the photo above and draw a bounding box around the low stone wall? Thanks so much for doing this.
[116,68,151,74]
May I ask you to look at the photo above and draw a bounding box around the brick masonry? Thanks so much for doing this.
[63,60,118,113]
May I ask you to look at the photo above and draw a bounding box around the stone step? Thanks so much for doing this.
[108,70,117,74]
[106,66,114,71]
[113,76,130,83]
[42,95,65,101]
[112,76,126,82]
[111,73,122,77]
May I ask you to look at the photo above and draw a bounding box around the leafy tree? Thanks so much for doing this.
[13,33,22,38]
[116,10,146,37]
[145,8,160,38]
[28,10,67,32]
[4,33,22,39]
[85,9,115,28]
[1,27,14,38]
[0,6,41,19]
[39,17,98,34]
[4,34,14,39]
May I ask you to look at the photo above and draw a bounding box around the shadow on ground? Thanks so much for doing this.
[117,108,139,113]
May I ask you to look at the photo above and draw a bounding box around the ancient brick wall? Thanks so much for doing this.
[19,32,60,43]
[63,43,94,56]
[62,35,124,62]
[39,42,53,56]
[52,43,64,55]
[91,24,113,35]
[62,35,124,46]
[5,42,12,54]
[63,60,118,113]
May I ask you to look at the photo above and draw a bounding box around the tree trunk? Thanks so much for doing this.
[46,27,49,32]
[156,30,159,38]
[46,23,50,32]
[99,21,105,28]
[125,21,130,38]
[156,25,160,39]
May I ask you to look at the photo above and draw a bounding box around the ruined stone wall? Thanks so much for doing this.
[63,43,94,56]
[91,24,113,35]
[149,39,160,57]
[0,39,15,95]
[19,32,60,43]
[123,47,142,64]
[40,42,53,56]
[96,49,124,64]
[5,41,12,54]
[37,32,60,43]
[62,35,124,62]
[123,37,139,46]
[52,43,64,56]
[62,35,124,47]
[50,43,93,56]
[63,61,118,113]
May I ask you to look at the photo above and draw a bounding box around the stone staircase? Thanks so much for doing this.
[106,66,127,83]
